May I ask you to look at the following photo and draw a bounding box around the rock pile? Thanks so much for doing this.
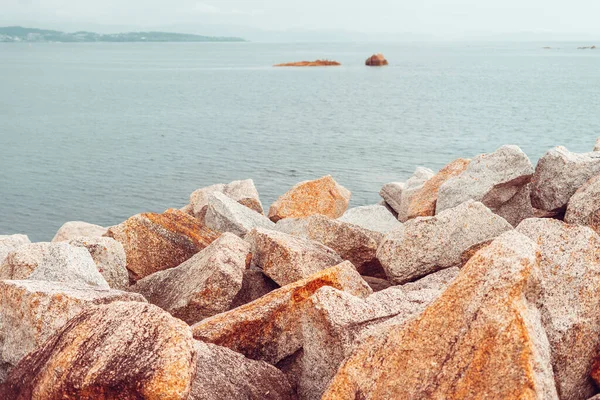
[3,141,600,399]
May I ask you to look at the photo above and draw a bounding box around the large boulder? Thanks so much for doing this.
[322,231,558,400]
[0,234,30,265]
[204,192,275,237]
[105,208,220,282]
[531,146,600,213]
[187,179,264,220]
[299,267,459,400]
[0,280,144,376]
[131,233,248,324]
[378,182,404,214]
[565,174,600,233]
[405,158,470,219]
[396,167,435,222]
[437,145,534,226]
[245,227,343,286]
[0,242,109,288]
[338,205,401,233]
[518,218,600,399]
[2,302,197,399]
[268,175,351,222]
[192,261,371,365]
[191,341,295,400]
[275,214,385,277]
[51,221,107,242]
[377,201,512,284]
[68,236,129,290]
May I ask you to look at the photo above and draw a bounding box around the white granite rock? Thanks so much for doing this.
[187,179,264,220]
[205,192,275,237]
[51,221,107,242]
[68,236,129,290]
[338,205,402,234]
[0,235,30,265]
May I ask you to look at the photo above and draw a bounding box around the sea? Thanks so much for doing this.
[1,41,599,241]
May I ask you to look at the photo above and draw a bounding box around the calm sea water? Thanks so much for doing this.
[1,42,599,241]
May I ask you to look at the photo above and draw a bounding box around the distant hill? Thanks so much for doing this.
[0,26,245,43]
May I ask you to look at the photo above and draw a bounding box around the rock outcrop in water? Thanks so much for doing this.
[274,60,341,67]
[5,138,600,399]
[365,53,388,66]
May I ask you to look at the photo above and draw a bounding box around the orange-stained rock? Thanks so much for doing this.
[192,261,371,365]
[365,53,388,66]
[274,60,341,67]
[406,158,470,219]
[105,208,220,282]
[322,231,559,400]
[0,280,145,377]
[2,302,197,400]
[268,175,351,222]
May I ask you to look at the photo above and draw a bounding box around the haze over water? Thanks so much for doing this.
[1,41,598,241]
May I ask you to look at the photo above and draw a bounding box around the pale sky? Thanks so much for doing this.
[2,0,600,38]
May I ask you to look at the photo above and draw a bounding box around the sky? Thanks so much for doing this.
[1,0,600,40]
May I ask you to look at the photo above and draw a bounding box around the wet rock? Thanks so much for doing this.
[565,174,600,233]
[268,175,351,222]
[338,205,402,233]
[2,302,196,400]
[105,208,220,282]
[68,236,129,290]
[275,214,385,277]
[517,218,600,400]
[0,242,109,288]
[230,267,279,309]
[204,192,275,237]
[323,231,558,400]
[0,280,144,374]
[406,158,470,219]
[365,53,388,66]
[396,167,435,222]
[187,179,264,221]
[377,201,512,284]
[246,227,343,286]
[531,146,600,213]
[191,341,295,400]
[299,267,458,400]
[51,221,107,242]
[0,234,30,265]
[437,145,534,225]
[131,233,248,324]
[378,182,404,215]
[192,261,371,365]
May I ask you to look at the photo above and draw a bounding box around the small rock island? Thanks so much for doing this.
[274,60,341,67]
[366,53,388,66]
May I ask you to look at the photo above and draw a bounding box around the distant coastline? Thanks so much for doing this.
[0,26,245,43]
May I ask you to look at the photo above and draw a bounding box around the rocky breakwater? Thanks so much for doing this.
[4,140,600,399]
[274,60,341,67]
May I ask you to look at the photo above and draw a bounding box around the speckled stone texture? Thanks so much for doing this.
[131,233,248,324]
[299,267,459,400]
[68,236,129,290]
[186,179,264,221]
[0,234,30,265]
[192,261,371,365]
[190,341,295,400]
[229,267,279,309]
[323,231,559,400]
[245,227,343,286]
[51,221,107,242]
[105,208,220,282]
[565,174,600,234]
[204,192,275,237]
[437,145,534,226]
[531,146,600,213]
[268,175,351,222]
[0,242,109,288]
[0,280,145,375]
[338,205,401,233]
[378,182,404,215]
[406,158,470,220]
[1,301,197,400]
[396,167,435,222]
[518,218,600,400]
[275,214,385,277]
[377,201,512,284]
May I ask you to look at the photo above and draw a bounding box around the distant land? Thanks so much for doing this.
[0,26,245,43]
